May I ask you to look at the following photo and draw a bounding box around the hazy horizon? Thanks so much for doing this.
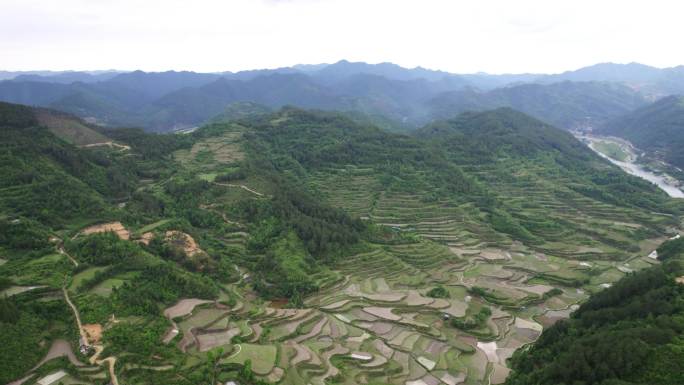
[3,0,684,74]
[0,59,680,77]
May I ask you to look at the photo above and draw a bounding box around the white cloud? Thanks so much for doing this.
[1,0,683,73]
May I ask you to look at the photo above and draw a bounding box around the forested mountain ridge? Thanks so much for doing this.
[0,61,656,132]
[541,62,684,96]
[427,81,648,130]
[599,95,684,169]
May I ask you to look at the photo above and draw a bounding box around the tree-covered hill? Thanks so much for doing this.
[428,81,648,130]
[505,239,684,385]
[239,107,678,256]
[0,103,127,226]
[600,95,684,169]
[420,107,675,212]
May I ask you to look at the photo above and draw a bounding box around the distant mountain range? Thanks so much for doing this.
[1,60,683,132]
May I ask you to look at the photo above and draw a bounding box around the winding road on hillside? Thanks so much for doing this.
[213,182,265,196]
[63,287,120,385]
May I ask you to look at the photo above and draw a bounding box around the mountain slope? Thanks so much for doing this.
[428,81,648,129]
[0,103,129,226]
[600,95,684,169]
[417,108,678,254]
[310,59,469,85]
[540,62,684,96]
[542,62,663,83]
[143,73,345,130]
[247,108,677,257]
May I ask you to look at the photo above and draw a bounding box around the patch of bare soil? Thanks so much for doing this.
[81,222,130,240]
[81,141,131,151]
[165,231,203,256]
[139,232,155,245]
[83,324,103,344]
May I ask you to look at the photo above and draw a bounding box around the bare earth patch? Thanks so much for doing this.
[490,364,511,385]
[81,222,130,240]
[139,232,155,245]
[83,324,103,344]
[514,317,543,332]
[165,231,203,257]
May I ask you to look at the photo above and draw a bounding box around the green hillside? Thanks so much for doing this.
[428,82,647,129]
[1,103,682,385]
[0,103,128,226]
[600,95,684,169]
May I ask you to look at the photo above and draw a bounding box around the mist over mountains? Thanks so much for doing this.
[1,60,683,132]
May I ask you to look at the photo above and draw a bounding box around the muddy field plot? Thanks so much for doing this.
[164,299,213,319]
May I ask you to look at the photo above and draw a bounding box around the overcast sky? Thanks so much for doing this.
[2,0,683,74]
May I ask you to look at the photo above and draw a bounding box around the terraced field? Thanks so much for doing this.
[5,110,680,385]
[146,237,661,385]
[115,212,657,385]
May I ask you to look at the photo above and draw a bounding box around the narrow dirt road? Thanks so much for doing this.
[213,182,264,197]
[58,245,78,267]
[89,345,119,385]
[63,288,88,344]
[63,287,120,385]
[80,141,131,152]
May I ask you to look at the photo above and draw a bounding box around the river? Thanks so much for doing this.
[578,134,684,198]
